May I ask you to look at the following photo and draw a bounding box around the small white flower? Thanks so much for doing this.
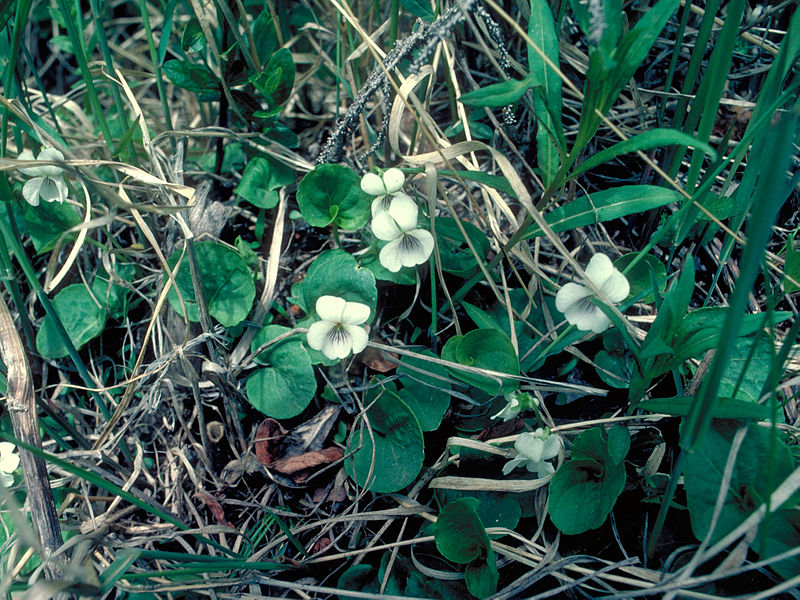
[0,441,20,488]
[491,391,538,421]
[18,147,69,207]
[361,167,405,212]
[307,295,370,360]
[502,428,561,478]
[371,195,434,272]
[555,254,629,333]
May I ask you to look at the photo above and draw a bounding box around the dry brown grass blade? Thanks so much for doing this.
[0,296,62,572]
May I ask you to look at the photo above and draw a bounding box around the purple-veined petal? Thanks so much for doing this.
[397,229,433,267]
[586,306,612,333]
[555,282,591,313]
[39,177,67,203]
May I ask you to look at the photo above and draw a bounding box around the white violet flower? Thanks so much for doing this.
[502,428,561,478]
[0,441,20,488]
[18,147,69,207]
[360,167,407,216]
[491,391,538,421]
[555,253,629,333]
[306,295,370,360]
[371,194,434,272]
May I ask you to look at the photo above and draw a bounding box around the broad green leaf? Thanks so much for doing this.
[235,156,294,208]
[249,48,295,116]
[458,74,536,107]
[594,349,632,388]
[717,336,773,404]
[359,247,417,285]
[396,350,451,431]
[685,421,799,579]
[571,129,717,180]
[180,17,205,53]
[523,186,683,239]
[165,241,256,327]
[435,498,487,564]
[784,239,800,293]
[91,262,137,320]
[22,198,81,253]
[251,10,278,65]
[296,164,371,229]
[528,0,564,186]
[636,397,770,420]
[345,388,424,493]
[574,0,680,149]
[290,249,377,320]
[162,59,217,97]
[36,284,107,359]
[615,252,666,303]
[435,217,492,278]
[465,554,498,599]
[548,426,629,535]
[245,325,316,419]
[400,0,434,21]
[441,329,519,395]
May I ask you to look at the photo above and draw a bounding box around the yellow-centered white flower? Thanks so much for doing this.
[555,254,629,333]
[306,295,370,360]
[0,441,20,488]
[502,428,561,478]
[18,147,69,207]
[371,195,434,273]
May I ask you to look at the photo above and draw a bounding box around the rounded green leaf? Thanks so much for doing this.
[615,253,666,303]
[396,350,451,431]
[345,388,424,493]
[290,249,377,320]
[296,164,370,229]
[234,156,294,208]
[166,241,256,327]
[435,218,491,278]
[36,284,107,359]
[245,325,316,419]
[434,498,487,564]
[441,329,519,395]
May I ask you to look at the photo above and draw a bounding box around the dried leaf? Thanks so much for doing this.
[254,419,286,465]
[195,491,233,528]
[359,346,397,372]
[278,405,340,456]
[270,447,344,475]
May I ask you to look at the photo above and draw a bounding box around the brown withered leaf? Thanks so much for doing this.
[254,419,286,466]
[195,491,234,528]
[359,346,397,373]
[477,417,524,441]
[312,537,332,554]
[270,447,344,475]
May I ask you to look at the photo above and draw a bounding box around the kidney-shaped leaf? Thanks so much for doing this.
[166,241,256,327]
[245,325,316,419]
[297,164,370,229]
[345,388,423,493]
[441,329,519,395]
[36,284,107,359]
